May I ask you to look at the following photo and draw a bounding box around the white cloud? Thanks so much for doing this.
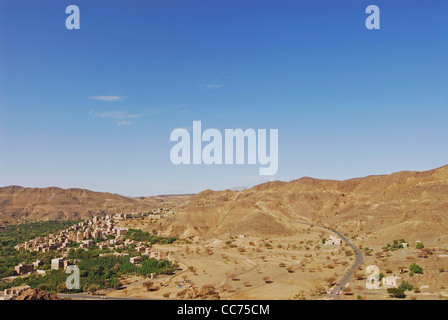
[198,84,224,89]
[117,120,131,126]
[90,95,123,102]
[91,110,143,126]
[92,111,142,120]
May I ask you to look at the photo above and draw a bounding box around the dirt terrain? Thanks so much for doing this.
[110,222,353,300]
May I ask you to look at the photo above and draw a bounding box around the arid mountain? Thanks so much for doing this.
[159,165,448,242]
[0,186,191,222]
[229,186,248,192]
[2,165,447,243]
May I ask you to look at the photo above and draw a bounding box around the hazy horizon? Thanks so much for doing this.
[1,162,446,197]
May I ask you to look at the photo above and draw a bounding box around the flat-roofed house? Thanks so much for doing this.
[15,263,34,275]
[130,256,142,264]
[382,276,401,288]
[51,258,65,270]
[326,235,341,245]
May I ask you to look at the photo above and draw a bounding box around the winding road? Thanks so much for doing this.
[289,220,363,300]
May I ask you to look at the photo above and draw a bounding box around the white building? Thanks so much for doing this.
[51,258,64,270]
[326,235,341,245]
[382,276,401,288]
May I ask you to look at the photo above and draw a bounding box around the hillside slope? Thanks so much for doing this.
[0,186,191,221]
[159,165,448,241]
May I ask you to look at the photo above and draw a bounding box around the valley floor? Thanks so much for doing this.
[107,227,353,300]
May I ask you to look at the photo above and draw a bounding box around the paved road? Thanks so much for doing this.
[289,220,363,300]
[326,227,363,299]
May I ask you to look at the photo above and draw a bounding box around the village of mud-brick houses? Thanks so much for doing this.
[12,209,173,276]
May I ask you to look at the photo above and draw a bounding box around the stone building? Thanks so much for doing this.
[15,263,34,275]
[51,258,65,270]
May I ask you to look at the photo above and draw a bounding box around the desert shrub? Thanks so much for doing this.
[324,276,336,287]
[262,276,272,284]
[410,263,423,276]
[343,287,353,295]
[143,281,157,291]
[176,289,187,298]
[201,284,216,296]
[399,280,414,292]
[388,288,406,298]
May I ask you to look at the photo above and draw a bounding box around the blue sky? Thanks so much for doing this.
[0,0,447,196]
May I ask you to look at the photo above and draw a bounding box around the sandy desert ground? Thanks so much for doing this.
[107,219,355,300]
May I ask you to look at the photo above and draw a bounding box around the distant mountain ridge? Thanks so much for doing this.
[229,186,248,192]
[0,186,191,222]
[2,165,448,245]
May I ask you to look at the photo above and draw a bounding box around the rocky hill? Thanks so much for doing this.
[0,186,191,222]
[10,288,62,300]
[158,165,448,243]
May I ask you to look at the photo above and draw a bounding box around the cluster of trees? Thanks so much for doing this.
[0,220,80,278]
[387,280,414,298]
[0,220,178,294]
[66,244,176,292]
[0,220,80,248]
[1,247,177,293]
[78,254,176,293]
[383,239,407,252]
[0,269,69,292]
[409,263,423,276]
[0,247,57,279]
[126,228,176,244]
